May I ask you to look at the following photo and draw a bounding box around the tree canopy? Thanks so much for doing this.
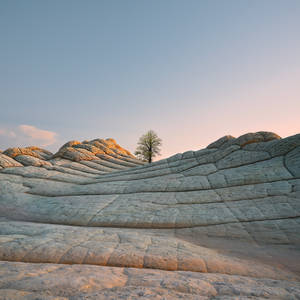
[135,130,162,163]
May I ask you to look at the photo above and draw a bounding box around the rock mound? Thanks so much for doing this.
[0,138,143,171]
[0,153,23,169]
[3,147,46,159]
[207,131,281,149]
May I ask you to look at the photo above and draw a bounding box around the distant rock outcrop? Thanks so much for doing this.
[0,132,300,299]
[0,138,143,172]
[207,131,281,149]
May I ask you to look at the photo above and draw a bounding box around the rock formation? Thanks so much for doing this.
[0,132,299,299]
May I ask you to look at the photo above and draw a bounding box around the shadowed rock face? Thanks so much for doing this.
[0,132,300,299]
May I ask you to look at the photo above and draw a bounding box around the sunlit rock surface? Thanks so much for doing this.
[0,132,300,299]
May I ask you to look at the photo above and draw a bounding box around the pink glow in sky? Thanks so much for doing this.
[0,1,299,160]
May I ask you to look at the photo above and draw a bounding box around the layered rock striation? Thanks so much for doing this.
[0,132,300,299]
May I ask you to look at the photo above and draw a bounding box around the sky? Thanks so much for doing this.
[0,0,299,159]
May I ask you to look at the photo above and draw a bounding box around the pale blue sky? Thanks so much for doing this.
[1,0,299,158]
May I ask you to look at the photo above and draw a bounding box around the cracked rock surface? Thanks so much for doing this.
[0,132,300,299]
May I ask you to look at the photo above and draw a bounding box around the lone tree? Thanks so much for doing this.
[135,130,162,163]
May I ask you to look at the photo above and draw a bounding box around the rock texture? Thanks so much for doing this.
[0,132,300,299]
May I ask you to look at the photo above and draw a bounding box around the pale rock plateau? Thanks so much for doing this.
[0,132,300,299]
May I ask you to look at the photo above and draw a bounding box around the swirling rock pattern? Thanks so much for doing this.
[0,132,300,299]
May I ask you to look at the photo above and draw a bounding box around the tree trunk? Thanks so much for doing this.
[149,145,152,163]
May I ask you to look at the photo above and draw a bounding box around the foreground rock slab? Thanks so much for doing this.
[1,261,300,300]
[1,219,297,281]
